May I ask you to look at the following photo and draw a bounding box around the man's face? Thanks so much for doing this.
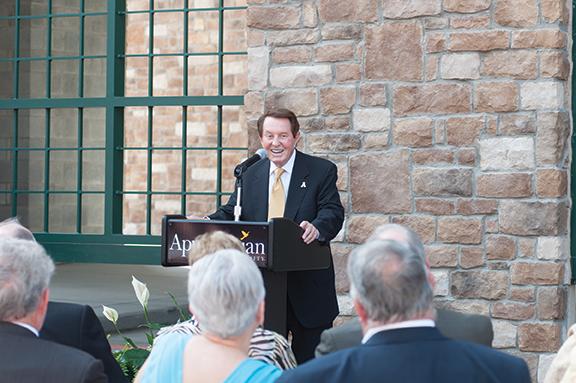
[259,117,300,168]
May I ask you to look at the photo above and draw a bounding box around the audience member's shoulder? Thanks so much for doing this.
[455,338,528,372]
[277,347,355,382]
[38,335,101,361]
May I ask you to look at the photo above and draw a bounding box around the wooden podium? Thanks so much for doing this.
[161,215,331,335]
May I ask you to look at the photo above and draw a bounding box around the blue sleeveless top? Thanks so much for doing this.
[141,333,282,383]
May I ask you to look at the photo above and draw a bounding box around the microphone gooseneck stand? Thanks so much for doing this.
[233,167,244,222]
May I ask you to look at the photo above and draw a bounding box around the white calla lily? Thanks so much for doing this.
[132,275,150,309]
[102,305,119,325]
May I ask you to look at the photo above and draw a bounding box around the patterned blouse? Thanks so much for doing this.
[155,316,297,370]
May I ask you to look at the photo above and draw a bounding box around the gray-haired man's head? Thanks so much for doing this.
[0,218,35,242]
[368,224,425,260]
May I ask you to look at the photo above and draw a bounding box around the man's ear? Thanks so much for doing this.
[353,298,369,326]
[256,301,265,326]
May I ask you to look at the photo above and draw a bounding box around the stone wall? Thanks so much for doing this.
[245,1,572,381]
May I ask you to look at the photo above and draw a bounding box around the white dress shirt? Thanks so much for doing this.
[268,149,296,202]
[361,319,435,344]
[13,321,39,337]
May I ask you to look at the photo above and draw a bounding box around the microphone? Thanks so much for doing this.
[234,148,267,178]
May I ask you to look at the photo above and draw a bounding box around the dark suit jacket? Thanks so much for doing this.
[279,327,530,383]
[0,321,108,383]
[210,151,345,327]
[315,308,494,356]
[41,302,128,383]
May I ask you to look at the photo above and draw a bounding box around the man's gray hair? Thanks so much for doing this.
[187,249,265,338]
[0,239,54,321]
[0,217,36,242]
[348,240,433,323]
[368,224,425,260]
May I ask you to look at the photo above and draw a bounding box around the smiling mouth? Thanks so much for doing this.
[271,149,284,154]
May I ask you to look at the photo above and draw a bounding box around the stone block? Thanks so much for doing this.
[269,65,332,88]
[511,286,535,302]
[394,84,471,116]
[512,29,566,49]
[518,323,561,352]
[247,30,265,47]
[271,46,311,64]
[456,148,477,166]
[353,108,391,132]
[494,0,537,27]
[321,23,363,40]
[265,89,318,116]
[426,245,458,267]
[413,148,454,165]
[448,31,509,51]
[499,113,535,135]
[431,270,449,296]
[426,32,445,53]
[318,0,378,22]
[320,87,356,114]
[500,201,567,236]
[443,0,491,13]
[436,299,490,316]
[477,173,532,198]
[520,81,563,110]
[492,319,517,348]
[244,91,264,119]
[459,247,484,269]
[347,215,390,243]
[365,22,423,81]
[481,50,537,79]
[492,302,535,320]
[382,0,441,19]
[451,270,508,299]
[248,46,269,91]
[457,199,497,215]
[440,53,480,79]
[332,243,352,293]
[308,134,361,153]
[360,83,387,107]
[541,0,568,23]
[413,168,472,197]
[423,17,449,29]
[335,63,361,82]
[450,15,490,29]
[392,215,436,244]
[267,29,320,47]
[475,82,518,112]
[445,115,483,146]
[536,169,567,198]
[302,1,318,28]
[247,6,301,29]
[425,55,439,80]
[540,51,570,80]
[415,199,455,215]
[393,118,433,147]
[479,137,534,170]
[363,133,390,149]
[486,235,516,260]
[315,42,355,62]
[536,112,570,166]
[537,287,565,320]
[326,116,351,131]
[438,217,482,244]
[350,150,411,213]
[511,262,564,285]
[537,236,568,261]
[518,238,536,259]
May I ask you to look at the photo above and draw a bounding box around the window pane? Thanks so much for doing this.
[153,56,183,96]
[152,106,182,147]
[81,194,104,234]
[52,0,79,14]
[186,194,216,217]
[124,107,149,147]
[0,1,15,17]
[51,108,78,148]
[186,106,217,147]
[17,150,44,190]
[84,58,106,97]
[153,11,183,54]
[186,149,216,192]
[17,193,44,232]
[125,57,149,97]
[188,11,218,53]
[0,18,15,59]
[125,13,148,55]
[49,193,77,233]
[223,54,247,95]
[187,55,218,96]
[0,109,14,148]
[18,60,46,98]
[0,61,13,98]
[51,59,79,98]
[223,9,246,52]
[222,106,247,147]
[190,0,218,8]
[151,194,180,235]
[0,151,13,192]
[222,150,243,193]
[84,15,107,56]
[49,150,77,191]
[52,16,80,56]
[127,0,148,12]
[83,108,105,147]
[85,0,107,12]
[154,0,183,9]
[19,18,48,57]
[123,193,147,234]
[18,109,45,148]
[82,150,104,191]
[151,150,181,192]
[123,150,148,191]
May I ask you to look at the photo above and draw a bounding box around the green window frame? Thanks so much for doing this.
[0,0,247,264]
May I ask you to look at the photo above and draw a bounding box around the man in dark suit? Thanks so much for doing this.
[0,238,107,383]
[209,109,344,363]
[0,217,127,383]
[315,224,493,356]
[278,240,530,383]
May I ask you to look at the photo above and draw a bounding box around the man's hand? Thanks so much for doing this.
[300,221,319,244]
[186,215,210,220]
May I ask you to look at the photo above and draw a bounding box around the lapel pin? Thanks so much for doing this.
[301,181,306,188]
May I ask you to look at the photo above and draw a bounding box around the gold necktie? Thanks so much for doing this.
[268,168,286,220]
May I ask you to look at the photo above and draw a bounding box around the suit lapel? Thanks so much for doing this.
[284,151,309,220]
